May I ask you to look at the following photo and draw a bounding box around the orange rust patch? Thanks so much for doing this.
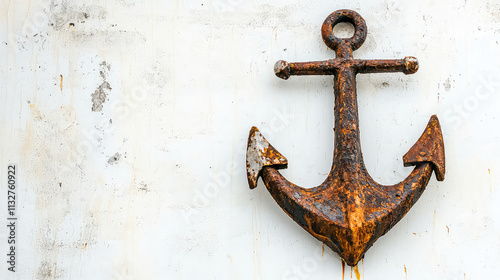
[354,264,360,280]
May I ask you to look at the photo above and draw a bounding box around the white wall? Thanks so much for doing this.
[0,0,499,279]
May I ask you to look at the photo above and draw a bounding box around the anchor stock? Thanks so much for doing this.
[246,9,445,266]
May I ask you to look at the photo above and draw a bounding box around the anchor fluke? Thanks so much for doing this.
[403,115,446,181]
[246,127,288,189]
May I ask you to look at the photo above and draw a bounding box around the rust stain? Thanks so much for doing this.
[341,259,345,280]
[404,265,407,280]
[354,264,360,280]
[361,259,364,279]
[489,169,492,192]
[433,210,436,231]
[446,225,450,236]
[84,243,87,251]
[322,243,325,259]
[22,0,32,28]
[247,9,445,266]
[60,75,63,92]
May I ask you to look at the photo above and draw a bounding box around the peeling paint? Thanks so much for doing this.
[107,152,121,164]
[91,61,112,112]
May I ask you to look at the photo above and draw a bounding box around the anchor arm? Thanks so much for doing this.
[359,115,445,259]
[354,163,434,265]
[246,128,354,262]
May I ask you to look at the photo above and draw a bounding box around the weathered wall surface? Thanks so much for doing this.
[0,0,499,279]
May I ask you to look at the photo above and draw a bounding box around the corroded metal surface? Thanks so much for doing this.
[246,9,445,266]
[246,127,288,189]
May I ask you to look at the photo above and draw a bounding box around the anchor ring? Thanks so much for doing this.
[321,10,367,51]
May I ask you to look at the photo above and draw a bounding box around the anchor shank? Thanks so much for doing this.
[332,67,364,174]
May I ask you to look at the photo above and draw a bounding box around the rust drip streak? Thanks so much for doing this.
[489,169,492,192]
[362,259,364,279]
[354,265,360,280]
[341,259,345,280]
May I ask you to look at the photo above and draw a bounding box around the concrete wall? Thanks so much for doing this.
[0,0,499,279]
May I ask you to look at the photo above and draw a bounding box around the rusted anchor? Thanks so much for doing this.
[246,10,445,266]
